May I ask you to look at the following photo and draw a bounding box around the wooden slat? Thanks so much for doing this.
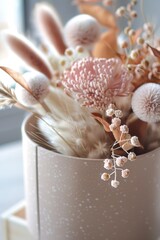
[1,201,33,240]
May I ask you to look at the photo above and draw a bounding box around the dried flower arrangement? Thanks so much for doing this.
[0,0,160,188]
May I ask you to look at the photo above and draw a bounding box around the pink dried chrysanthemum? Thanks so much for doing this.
[63,57,133,110]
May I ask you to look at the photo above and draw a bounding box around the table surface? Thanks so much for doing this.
[0,141,24,239]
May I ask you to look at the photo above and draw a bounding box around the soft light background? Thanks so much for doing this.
[0,1,77,239]
[0,0,160,239]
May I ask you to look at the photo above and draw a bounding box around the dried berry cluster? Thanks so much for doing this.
[100,104,141,188]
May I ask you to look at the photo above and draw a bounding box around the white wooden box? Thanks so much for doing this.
[1,201,33,240]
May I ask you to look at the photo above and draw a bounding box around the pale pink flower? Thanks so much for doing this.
[63,57,133,110]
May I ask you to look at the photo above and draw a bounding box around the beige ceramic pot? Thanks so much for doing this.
[22,114,160,240]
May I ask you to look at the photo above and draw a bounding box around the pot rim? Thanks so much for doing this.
[22,114,160,162]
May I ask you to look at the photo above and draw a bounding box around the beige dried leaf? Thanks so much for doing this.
[92,114,110,132]
[92,30,118,58]
[148,44,160,59]
[0,82,17,108]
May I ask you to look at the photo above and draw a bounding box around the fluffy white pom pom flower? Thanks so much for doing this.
[131,83,160,123]
[64,14,100,48]
[15,71,49,106]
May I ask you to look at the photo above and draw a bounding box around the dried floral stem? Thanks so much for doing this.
[40,101,51,113]
[140,0,147,23]
[28,123,56,150]
[37,116,81,157]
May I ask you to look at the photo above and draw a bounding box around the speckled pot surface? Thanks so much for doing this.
[22,114,160,240]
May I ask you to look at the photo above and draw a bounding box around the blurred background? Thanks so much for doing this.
[0,0,159,239]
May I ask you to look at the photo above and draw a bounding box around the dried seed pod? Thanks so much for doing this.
[111,180,120,188]
[104,159,113,170]
[130,136,141,147]
[64,14,100,48]
[15,71,49,106]
[131,83,160,123]
[101,173,110,181]
[128,152,136,161]
[116,7,126,17]
[116,156,127,167]
[121,169,130,178]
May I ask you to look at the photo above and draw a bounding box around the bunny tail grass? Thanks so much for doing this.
[34,3,66,55]
[4,31,53,79]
